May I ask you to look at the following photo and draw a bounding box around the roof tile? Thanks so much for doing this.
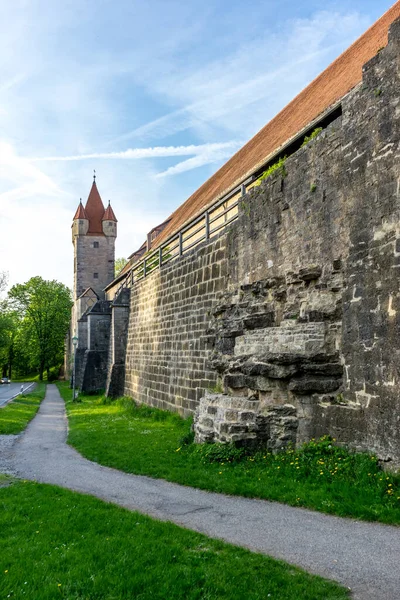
[85,181,105,234]
[102,202,118,222]
[73,201,87,220]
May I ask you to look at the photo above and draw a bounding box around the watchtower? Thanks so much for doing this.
[72,176,117,301]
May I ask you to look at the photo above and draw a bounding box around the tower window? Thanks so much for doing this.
[94,273,99,279]
[93,241,99,248]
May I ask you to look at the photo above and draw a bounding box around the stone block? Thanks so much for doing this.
[199,416,214,428]
[239,411,256,421]
[298,265,322,281]
[224,374,247,389]
[289,377,342,394]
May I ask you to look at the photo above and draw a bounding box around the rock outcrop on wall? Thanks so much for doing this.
[109,20,400,467]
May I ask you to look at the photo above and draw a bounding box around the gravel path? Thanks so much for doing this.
[3,385,400,599]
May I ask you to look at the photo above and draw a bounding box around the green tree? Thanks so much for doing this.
[115,257,128,276]
[0,308,20,378]
[8,277,72,381]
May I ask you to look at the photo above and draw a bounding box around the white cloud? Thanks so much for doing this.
[0,142,62,203]
[155,145,242,178]
[113,11,370,145]
[30,141,242,163]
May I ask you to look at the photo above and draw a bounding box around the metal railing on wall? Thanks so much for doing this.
[113,180,251,297]
[110,102,343,299]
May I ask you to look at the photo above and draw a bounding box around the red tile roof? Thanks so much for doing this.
[73,200,87,220]
[152,2,400,248]
[102,202,118,222]
[85,181,105,234]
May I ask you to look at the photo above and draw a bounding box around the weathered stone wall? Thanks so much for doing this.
[73,234,115,300]
[73,300,111,393]
[106,288,131,398]
[124,237,228,415]
[123,21,400,466]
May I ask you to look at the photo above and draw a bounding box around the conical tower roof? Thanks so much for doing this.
[73,200,87,220]
[102,201,118,222]
[85,180,105,234]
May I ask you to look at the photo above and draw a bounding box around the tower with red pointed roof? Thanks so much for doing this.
[72,175,117,301]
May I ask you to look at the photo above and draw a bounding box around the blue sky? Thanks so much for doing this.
[0,0,395,289]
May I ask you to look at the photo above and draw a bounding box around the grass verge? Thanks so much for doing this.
[57,382,400,525]
[9,373,42,383]
[0,383,46,434]
[0,478,349,600]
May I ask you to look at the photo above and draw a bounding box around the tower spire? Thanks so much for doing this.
[93,169,96,182]
[85,177,105,234]
[73,198,87,220]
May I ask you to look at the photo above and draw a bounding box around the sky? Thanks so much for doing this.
[0,0,396,291]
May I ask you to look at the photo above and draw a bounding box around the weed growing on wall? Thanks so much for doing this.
[301,127,323,147]
[255,156,287,186]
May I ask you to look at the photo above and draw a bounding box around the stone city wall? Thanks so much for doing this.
[119,21,400,466]
[124,236,228,415]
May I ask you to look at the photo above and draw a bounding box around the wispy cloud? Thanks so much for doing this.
[112,11,371,145]
[0,73,26,94]
[155,145,241,178]
[30,141,242,163]
[0,142,62,203]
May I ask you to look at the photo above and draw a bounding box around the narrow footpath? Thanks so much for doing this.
[3,385,400,600]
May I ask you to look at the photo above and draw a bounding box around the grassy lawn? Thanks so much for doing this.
[0,477,349,600]
[57,382,400,525]
[9,373,42,383]
[0,383,46,434]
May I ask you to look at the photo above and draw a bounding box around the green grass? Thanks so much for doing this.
[57,382,400,525]
[11,367,60,382]
[0,478,349,600]
[9,373,42,383]
[0,383,46,434]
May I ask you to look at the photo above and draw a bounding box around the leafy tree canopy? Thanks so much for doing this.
[8,277,72,380]
[115,257,128,277]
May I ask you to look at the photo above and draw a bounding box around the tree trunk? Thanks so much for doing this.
[8,345,13,379]
[39,359,45,381]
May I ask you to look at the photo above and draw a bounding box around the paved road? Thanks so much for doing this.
[3,385,400,600]
[0,382,35,407]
